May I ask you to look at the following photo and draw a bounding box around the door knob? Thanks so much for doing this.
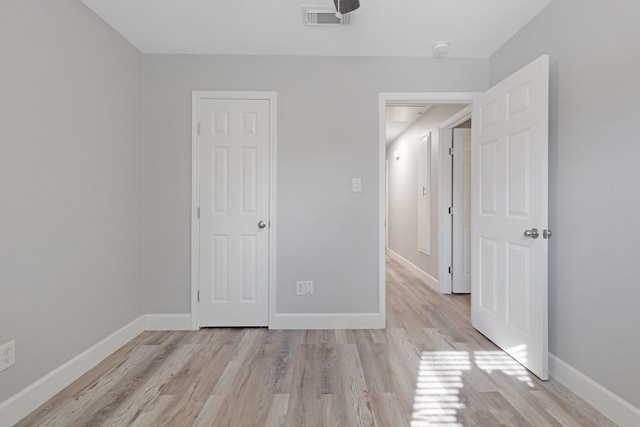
[524,228,539,239]
[258,221,267,229]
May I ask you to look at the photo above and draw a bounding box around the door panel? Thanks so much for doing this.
[212,235,229,302]
[479,237,498,314]
[471,55,549,380]
[198,98,270,327]
[418,132,431,254]
[452,128,472,293]
[212,148,229,214]
[506,243,531,333]
[240,235,258,301]
[507,130,531,217]
[241,148,258,214]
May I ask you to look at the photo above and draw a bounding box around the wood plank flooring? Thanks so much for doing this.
[17,257,617,426]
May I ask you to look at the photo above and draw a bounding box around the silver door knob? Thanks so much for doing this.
[524,228,539,239]
[258,221,267,229]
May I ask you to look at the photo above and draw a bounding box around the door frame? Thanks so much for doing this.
[385,159,389,249]
[438,105,472,293]
[191,91,278,330]
[379,93,476,314]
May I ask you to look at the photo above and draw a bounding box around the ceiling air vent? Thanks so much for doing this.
[303,7,352,26]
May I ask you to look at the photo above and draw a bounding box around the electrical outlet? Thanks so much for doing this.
[0,341,15,372]
[305,281,314,295]
[296,281,306,296]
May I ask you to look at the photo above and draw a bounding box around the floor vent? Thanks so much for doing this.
[303,7,352,26]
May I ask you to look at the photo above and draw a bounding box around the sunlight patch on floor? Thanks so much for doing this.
[474,345,533,386]
[411,351,470,426]
[411,347,533,426]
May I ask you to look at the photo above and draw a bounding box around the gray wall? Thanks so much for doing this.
[143,55,488,315]
[490,0,640,408]
[0,0,144,402]
[3,0,636,414]
[386,105,465,278]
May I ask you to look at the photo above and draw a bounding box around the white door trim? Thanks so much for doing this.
[191,91,277,330]
[379,93,476,314]
[438,105,473,293]
[385,159,389,249]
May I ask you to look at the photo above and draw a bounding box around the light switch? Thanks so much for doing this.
[352,178,362,193]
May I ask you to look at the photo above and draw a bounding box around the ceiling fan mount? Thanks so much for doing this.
[333,0,360,16]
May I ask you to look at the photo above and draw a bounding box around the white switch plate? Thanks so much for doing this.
[0,340,15,372]
[305,281,314,295]
[352,178,362,193]
[296,281,306,295]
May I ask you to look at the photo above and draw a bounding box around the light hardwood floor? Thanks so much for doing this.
[17,257,616,426]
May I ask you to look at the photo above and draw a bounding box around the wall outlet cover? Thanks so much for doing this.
[0,340,15,372]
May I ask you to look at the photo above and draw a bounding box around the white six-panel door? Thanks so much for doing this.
[452,127,472,294]
[471,55,549,379]
[197,97,270,327]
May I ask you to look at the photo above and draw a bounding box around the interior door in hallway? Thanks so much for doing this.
[471,55,549,379]
[452,127,472,293]
[197,97,270,327]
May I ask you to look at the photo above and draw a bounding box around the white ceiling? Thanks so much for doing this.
[80,0,553,58]
[386,105,432,144]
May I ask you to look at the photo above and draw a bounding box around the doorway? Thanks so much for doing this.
[439,106,473,294]
[379,93,475,324]
[381,56,551,380]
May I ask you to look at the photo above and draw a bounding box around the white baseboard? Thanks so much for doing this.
[550,353,640,427]
[0,316,145,427]
[387,249,439,291]
[270,313,384,330]
[144,314,192,331]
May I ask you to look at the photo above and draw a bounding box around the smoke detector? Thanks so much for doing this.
[303,7,353,25]
[432,41,451,57]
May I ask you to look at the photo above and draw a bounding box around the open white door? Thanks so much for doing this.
[471,55,550,379]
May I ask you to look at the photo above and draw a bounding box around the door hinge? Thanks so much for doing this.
[197,290,200,302]
[197,207,200,219]
[448,266,453,275]
[449,147,454,156]
[197,123,201,135]
[448,206,454,215]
